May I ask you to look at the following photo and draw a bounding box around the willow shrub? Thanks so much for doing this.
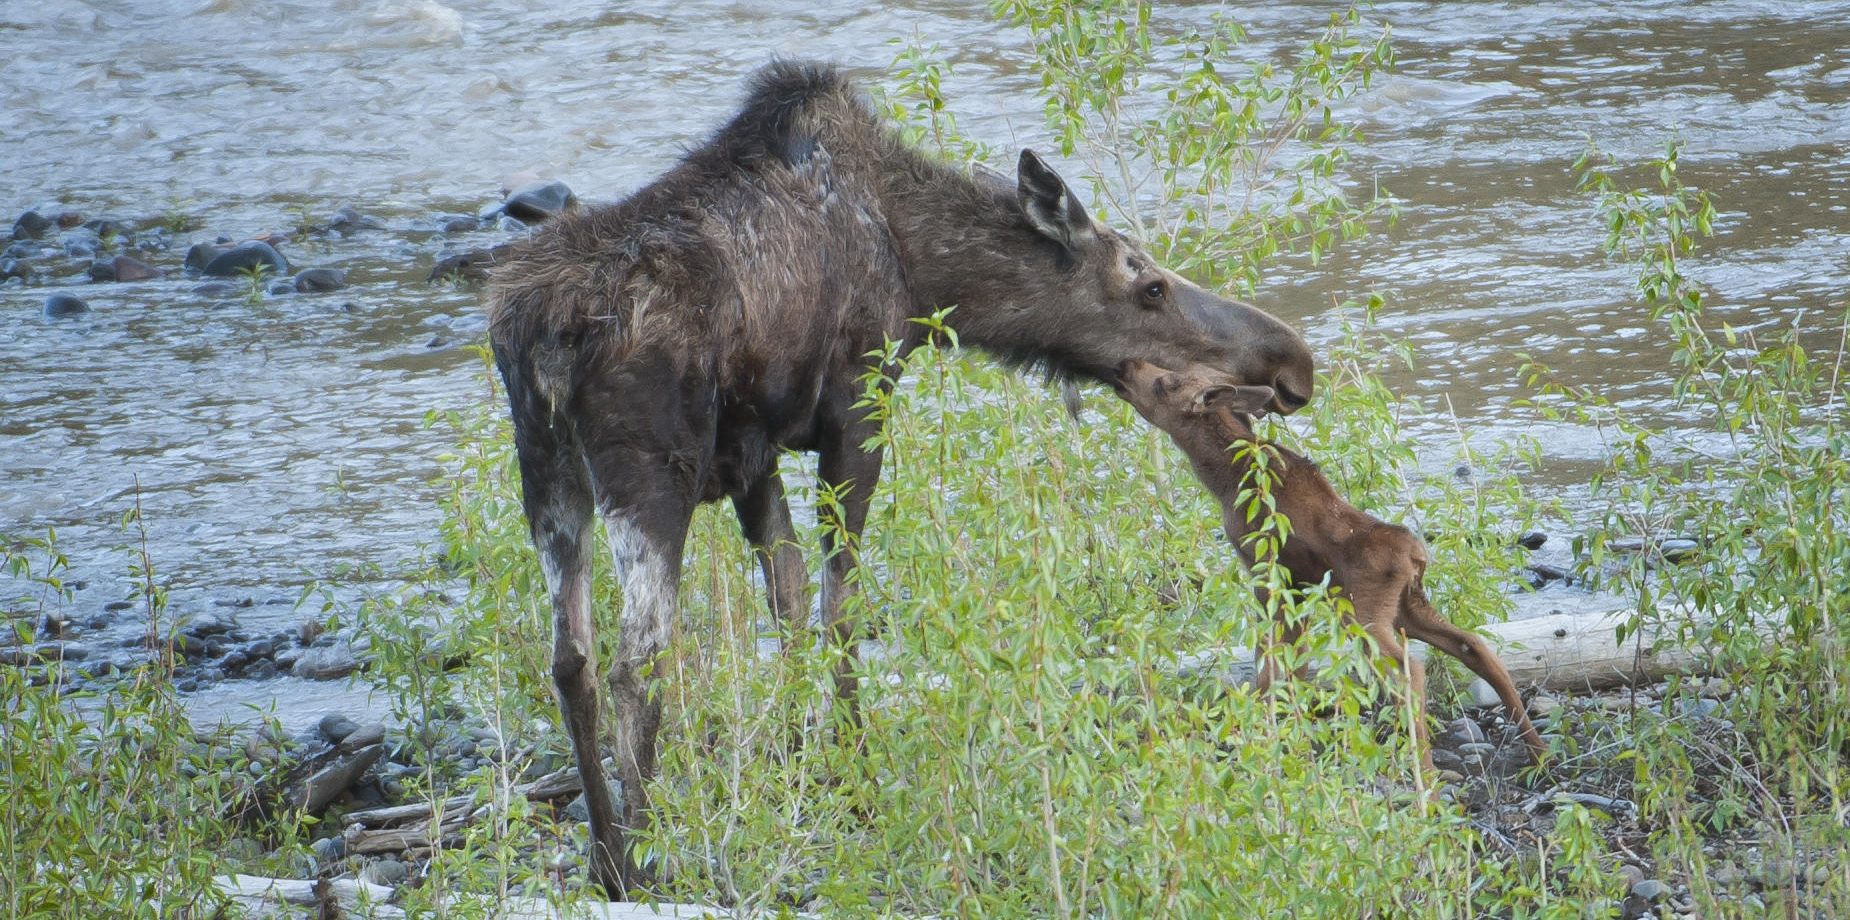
[1522,140,1850,916]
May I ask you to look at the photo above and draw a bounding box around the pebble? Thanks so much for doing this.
[201,240,289,278]
[42,292,89,317]
[293,267,346,293]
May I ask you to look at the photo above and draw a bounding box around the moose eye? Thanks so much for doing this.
[1139,278,1167,307]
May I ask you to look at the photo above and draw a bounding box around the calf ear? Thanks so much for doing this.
[1191,384,1276,415]
[1018,149,1093,252]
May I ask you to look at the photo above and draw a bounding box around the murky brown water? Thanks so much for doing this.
[4,1,1847,727]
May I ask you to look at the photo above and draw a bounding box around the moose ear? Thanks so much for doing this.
[1190,384,1276,416]
[1017,149,1093,252]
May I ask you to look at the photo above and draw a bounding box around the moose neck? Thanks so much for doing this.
[875,159,1074,361]
[1172,409,1269,521]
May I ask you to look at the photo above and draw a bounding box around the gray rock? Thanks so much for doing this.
[266,280,295,296]
[293,267,346,293]
[493,180,576,223]
[1448,717,1487,745]
[1515,531,1547,551]
[245,659,279,680]
[1527,695,1563,720]
[1525,563,1571,585]
[1676,697,1721,720]
[1618,863,1645,889]
[291,640,360,680]
[1658,539,1701,563]
[319,713,361,744]
[191,281,241,298]
[12,209,53,239]
[182,608,237,639]
[326,205,385,233]
[1458,742,1497,758]
[61,227,100,259]
[311,834,346,865]
[359,857,408,887]
[184,242,228,273]
[287,742,384,814]
[42,292,89,317]
[1630,879,1669,901]
[202,240,289,278]
[437,213,478,233]
[339,722,385,752]
[90,254,162,282]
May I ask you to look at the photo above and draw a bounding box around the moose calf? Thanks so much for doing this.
[1115,359,1546,772]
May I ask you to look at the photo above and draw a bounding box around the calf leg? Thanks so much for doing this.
[1359,612,1434,773]
[1399,587,1546,761]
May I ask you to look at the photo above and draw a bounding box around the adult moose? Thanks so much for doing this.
[487,61,1315,895]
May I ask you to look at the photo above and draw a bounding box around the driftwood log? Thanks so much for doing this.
[340,766,582,856]
[1174,604,1726,706]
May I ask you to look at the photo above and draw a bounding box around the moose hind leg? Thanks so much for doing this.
[602,506,688,885]
[522,466,629,897]
[1400,598,1547,762]
[731,471,808,635]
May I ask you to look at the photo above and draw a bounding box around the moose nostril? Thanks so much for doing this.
[1272,377,1311,412]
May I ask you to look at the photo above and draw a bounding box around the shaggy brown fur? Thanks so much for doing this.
[487,62,1318,894]
[1114,360,1546,774]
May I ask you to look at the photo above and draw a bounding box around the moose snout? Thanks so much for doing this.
[1269,375,1311,413]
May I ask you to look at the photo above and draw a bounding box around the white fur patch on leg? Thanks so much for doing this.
[604,510,674,660]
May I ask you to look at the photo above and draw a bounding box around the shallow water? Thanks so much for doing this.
[3,0,1847,726]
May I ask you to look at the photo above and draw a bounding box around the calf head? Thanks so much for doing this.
[1003,150,1316,414]
[1114,359,1275,435]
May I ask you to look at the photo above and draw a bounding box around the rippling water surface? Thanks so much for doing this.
[4,1,1847,727]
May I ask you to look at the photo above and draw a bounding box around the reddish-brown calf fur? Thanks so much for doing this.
[1116,360,1546,772]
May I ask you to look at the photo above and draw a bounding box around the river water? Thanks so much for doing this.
[4,1,1847,729]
